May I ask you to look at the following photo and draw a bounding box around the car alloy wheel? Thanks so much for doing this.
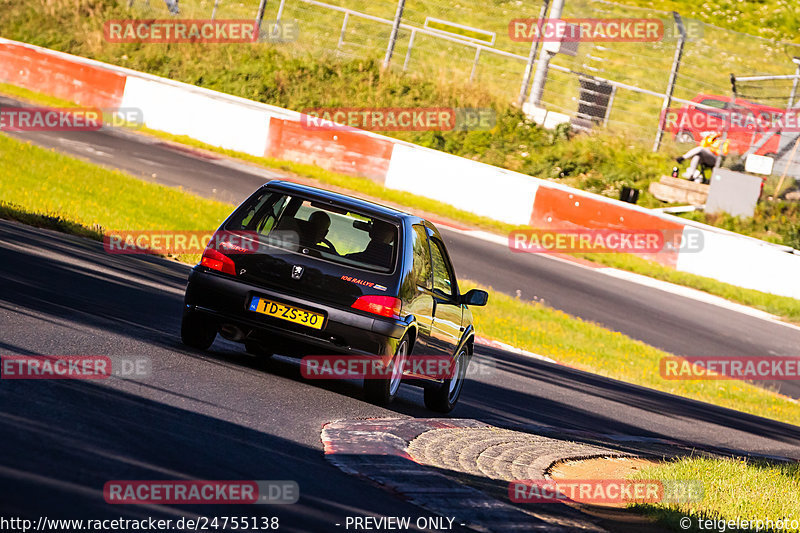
[364,334,410,405]
[424,347,469,413]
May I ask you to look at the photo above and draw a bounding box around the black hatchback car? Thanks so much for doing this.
[181,181,488,412]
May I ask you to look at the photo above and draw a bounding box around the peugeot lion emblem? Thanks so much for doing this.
[291,265,304,280]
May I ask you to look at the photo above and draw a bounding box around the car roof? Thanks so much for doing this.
[263,180,419,221]
[693,93,785,112]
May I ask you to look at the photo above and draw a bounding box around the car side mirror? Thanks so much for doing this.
[461,289,488,307]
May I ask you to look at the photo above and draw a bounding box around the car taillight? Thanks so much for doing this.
[200,247,237,276]
[351,295,402,319]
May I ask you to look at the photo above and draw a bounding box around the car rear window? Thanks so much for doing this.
[226,190,398,272]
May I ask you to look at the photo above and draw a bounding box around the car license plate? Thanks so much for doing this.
[248,297,324,329]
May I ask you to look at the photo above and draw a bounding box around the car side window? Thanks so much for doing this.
[699,98,726,110]
[429,238,455,299]
[228,191,288,235]
[255,195,290,235]
[412,224,432,290]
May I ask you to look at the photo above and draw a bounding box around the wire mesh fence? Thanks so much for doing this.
[127,0,800,178]
[730,72,800,184]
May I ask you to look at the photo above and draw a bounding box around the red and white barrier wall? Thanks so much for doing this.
[384,143,540,225]
[675,226,800,298]
[119,75,274,157]
[0,39,125,108]
[265,118,395,182]
[1,38,798,300]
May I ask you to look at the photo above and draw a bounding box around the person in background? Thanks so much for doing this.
[676,132,729,182]
[346,221,395,269]
[302,211,334,250]
[164,0,179,15]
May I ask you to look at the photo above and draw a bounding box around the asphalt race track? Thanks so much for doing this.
[3,94,800,528]
[2,220,800,529]
[3,93,799,401]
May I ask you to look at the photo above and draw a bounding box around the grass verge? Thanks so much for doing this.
[0,201,104,240]
[2,79,800,323]
[468,280,800,427]
[2,131,799,428]
[3,0,800,245]
[0,133,233,231]
[631,457,800,532]
[2,80,800,322]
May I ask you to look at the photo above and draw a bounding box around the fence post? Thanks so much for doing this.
[603,85,617,127]
[338,12,350,49]
[383,0,407,68]
[715,73,736,172]
[528,0,564,107]
[275,0,287,25]
[518,3,548,106]
[788,59,800,109]
[403,29,417,71]
[255,0,268,37]
[774,135,800,197]
[652,12,685,152]
[469,48,482,82]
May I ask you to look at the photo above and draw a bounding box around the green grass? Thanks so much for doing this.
[0,83,76,109]
[3,78,800,322]
[468,279,800,427]
[117,0,800,134]
[0,0,743,202]
[684,201,800,249]
[0,202,105,240]
[631,457,800,532]
[619,0,800,43]
[2,131,799,428]
[62,123,800,323]
[0,134,233,232]
[2,0,800,245]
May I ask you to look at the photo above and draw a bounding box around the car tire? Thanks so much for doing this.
[424,347,469,413]
[180,310,216,350]
[364,335,410,406]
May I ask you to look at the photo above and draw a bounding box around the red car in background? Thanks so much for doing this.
[668,93,787,156]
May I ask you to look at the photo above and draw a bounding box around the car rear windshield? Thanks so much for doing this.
[225,190,398,272]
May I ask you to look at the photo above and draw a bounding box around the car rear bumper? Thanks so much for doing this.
[184,268,407,357]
